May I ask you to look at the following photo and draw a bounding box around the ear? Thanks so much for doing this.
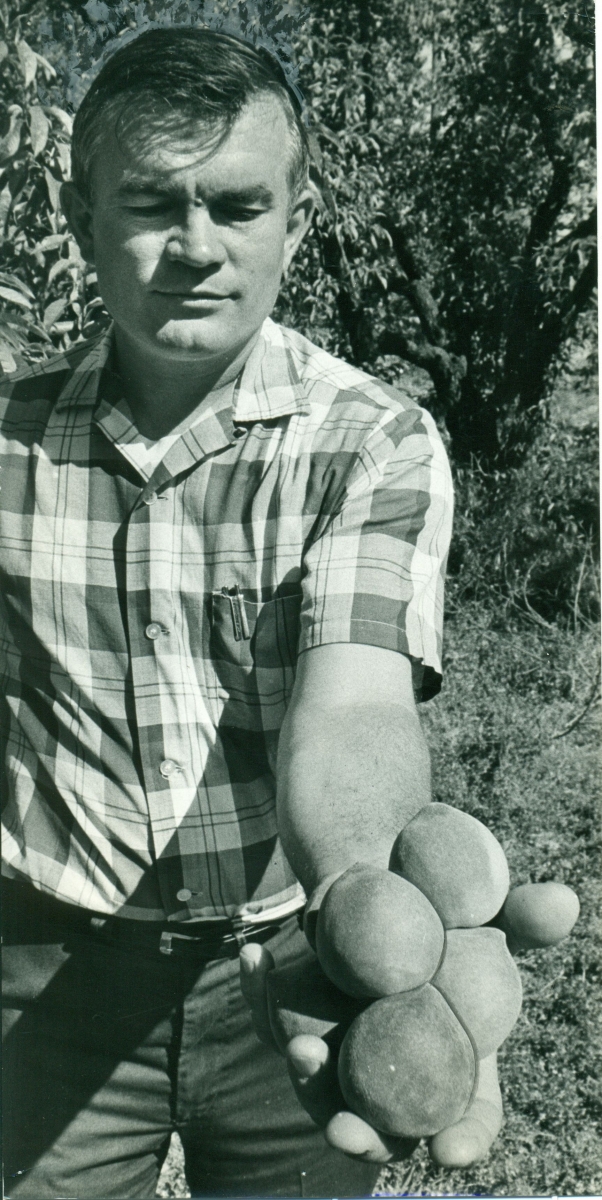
[60,183,96,265]
[283,185,316,273]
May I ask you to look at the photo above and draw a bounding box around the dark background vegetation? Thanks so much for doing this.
[0,0,599,1195]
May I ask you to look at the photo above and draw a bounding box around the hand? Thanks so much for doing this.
[239,879,578,1169]
[239,943,502,1167]
[239,942,415,1163]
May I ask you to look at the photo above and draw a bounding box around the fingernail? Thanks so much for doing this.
[287,1035,329,1078]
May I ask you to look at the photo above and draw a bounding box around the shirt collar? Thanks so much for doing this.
[231,318,310,422]
[54,318,310,423]
[54,328,115,412]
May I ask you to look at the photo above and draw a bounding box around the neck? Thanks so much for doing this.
[113,327,261,439]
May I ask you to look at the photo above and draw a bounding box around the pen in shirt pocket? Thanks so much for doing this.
[221,584,251,641]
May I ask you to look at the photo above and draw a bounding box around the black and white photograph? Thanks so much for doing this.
[0,1,599,1197]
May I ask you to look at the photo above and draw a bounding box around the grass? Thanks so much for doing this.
[378,605,601,1197]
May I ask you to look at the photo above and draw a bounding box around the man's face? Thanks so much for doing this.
[67,95,313,369]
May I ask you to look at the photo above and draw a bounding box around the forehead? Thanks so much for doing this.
[94,94,293,197]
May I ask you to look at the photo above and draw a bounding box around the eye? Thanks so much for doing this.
[214,204,267,224]
[124,199,176,216]
[127,205,170,215]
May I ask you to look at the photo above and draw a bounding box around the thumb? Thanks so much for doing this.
[239,942,276,1048]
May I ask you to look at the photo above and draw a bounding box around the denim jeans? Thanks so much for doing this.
[2,878,379,1199]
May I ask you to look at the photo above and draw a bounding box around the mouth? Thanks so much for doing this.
[155,291,232,302]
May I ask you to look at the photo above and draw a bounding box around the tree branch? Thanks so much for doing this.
[379,329,466,403]
[383,220,445,345]
[557,247,598,333]
[314,225,366,363]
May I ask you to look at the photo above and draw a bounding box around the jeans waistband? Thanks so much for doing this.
[1,875,297,960]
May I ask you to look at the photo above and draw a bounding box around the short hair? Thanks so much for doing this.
[71,27,310,204]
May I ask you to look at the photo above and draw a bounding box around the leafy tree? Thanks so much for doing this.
[0,0,596,463]
[0,0,110,370]
[281,0,596,461]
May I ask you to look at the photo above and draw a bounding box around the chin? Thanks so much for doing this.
[151,320,227,358]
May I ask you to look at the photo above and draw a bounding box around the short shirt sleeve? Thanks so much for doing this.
[298,399,453,702]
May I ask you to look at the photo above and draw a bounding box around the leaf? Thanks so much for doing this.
[16,40,38,88]
[56,143,71,179]
[29,106,50,157]
[48,258,71,285]
[0,113,23,161]
[47,107,73,136]
[37,234,68,253]
[0,285,32,310]
[0,273,35,300]
[0,41,8,65]
[0,184,11,237]
[68,240,84,266]
[0,341,17,373]
[43,297,68,328]
[34,50,56,81]
[0,319,29,350]
[44,167,62,212]
[84,0,112,21]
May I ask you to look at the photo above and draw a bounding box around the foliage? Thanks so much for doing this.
[0,0,107,370]
[277,0,597,460]
[449,418,599,626]
[0,0,596,461]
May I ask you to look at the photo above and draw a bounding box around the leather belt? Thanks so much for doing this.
[2,875,294,961]
[90,916,285,960]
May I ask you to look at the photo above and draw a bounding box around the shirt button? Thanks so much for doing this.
[145,622,162,640]
[177,888,193,902]
[143,491,157,505]
[160,758,179,777]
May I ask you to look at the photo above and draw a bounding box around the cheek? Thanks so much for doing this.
[241,224,286,280]
[93,219,164,286]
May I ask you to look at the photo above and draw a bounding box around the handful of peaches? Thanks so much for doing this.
[243,803,579,1166]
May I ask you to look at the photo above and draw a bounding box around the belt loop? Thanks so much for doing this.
[231,915,249,949]
[160,932,174,956]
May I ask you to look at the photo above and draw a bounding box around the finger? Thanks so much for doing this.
[239,942,276,1048]
[428,1051,503,1168]
[325,1111,418,1164]
[286,1034,346,1128]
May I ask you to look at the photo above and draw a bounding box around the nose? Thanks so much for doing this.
[165,204,227,269]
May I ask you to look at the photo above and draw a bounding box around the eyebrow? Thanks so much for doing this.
[117,180,275,206]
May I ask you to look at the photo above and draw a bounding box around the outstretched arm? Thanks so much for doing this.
[241,638,505,1168]
[276,641,431,897]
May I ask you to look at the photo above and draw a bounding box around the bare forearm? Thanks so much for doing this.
[276,698,431,896]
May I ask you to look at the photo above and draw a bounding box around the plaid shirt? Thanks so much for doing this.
[0,318,453,921]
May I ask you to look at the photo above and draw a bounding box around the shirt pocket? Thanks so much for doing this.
[210,591,301,730]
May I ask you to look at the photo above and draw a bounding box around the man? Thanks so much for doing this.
[1,26,500,1199]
